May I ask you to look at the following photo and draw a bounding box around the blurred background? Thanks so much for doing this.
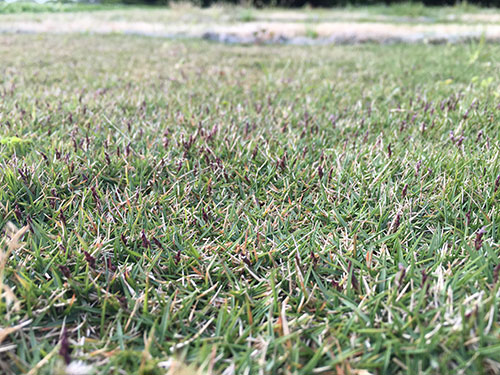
[1,0,499,8]
[1,0,499,45]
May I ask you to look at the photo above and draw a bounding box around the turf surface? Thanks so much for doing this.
[0,34,499,375]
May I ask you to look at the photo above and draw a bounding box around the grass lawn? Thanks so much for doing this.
[0,34,499,375]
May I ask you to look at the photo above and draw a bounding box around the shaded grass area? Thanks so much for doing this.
[0,34,499,374]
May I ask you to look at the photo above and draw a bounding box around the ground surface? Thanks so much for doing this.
[2,4,500,43]
[0,28,499,375]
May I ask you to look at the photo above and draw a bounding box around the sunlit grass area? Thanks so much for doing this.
[0,34,499,374]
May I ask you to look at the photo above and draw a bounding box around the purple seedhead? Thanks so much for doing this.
[59,243,67,254]
[241,253,252,267]
[202,208,210,222]
[106,257,117,272]
[465,210,471,226]
[280,122,288,133]
[329,114,337,128]
[141,230,151,249]
[49,188,58,209]
[58,265,71,279]
[415,160,422,177]
[277,154,287,171]
[17,168,28,184]
[84,135,90,151]
[318,165,324,179]
[392,213,401,233]
[476,130,483,143]
[421,268,428,287]
[310,250,319,267]
[39,151,48,163]
[398,263,406,290]
[402,184,408,199]
[251,146,258,160]
[295,253,302,270]
[205,124,218,142]
[90,186,99,202]
[120,234,128,246]
[331,279,341,291]
[182,134,195,152]
[494,264,500,284]
[117,295,128,310]
[207,181,212,196]
[362,130,369,143]
[475,226,487,250]
[304,111,310,127]
[387,144,392,158]
[203,150,211,166]
[399,121,406,132]
[14,204,22,221]
[449,131,455,143]
[347,261,359,291]
[83,251,96,268]
[174,250,181,265]
[328,167,334,182]
[152,237,165,251]
[59,211,67,227]
[59,327,71,365]
[495,175,500,193]
[26,215,33,232]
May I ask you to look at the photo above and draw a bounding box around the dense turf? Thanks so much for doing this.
[0,34,499,375]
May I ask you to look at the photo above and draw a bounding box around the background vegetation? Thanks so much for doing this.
[0,0,499,13]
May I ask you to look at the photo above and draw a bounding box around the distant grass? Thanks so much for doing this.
[237,8,256,21]
[0,1,124,14]
[0,34,499,375]
[353,1,485,18]
[1,2,499,25]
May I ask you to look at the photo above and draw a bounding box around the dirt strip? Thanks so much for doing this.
[1,15,499,44]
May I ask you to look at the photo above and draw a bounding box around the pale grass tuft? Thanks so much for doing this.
[1,222,29,317]
[64,361,94,375]
[158,359,204,375]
